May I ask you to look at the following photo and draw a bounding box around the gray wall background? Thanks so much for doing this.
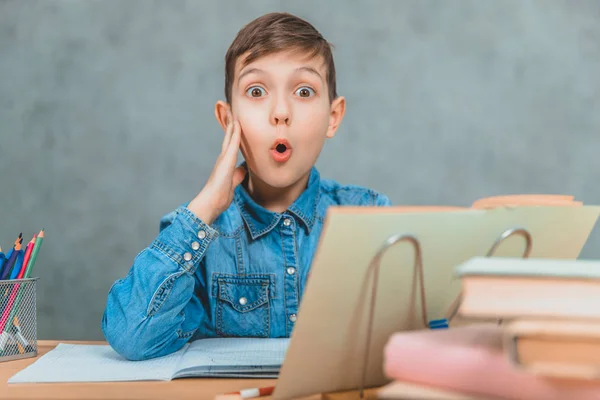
[1,0,600,340]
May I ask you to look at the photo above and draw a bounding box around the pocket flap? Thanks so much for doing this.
[217,277,270,312]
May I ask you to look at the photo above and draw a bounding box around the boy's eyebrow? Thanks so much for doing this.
[238,68,264,83]
[237,66,324,85]
[294,66,323,82]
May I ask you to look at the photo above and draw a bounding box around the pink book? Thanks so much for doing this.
[383,324,600,400]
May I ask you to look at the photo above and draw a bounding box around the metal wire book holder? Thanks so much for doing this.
[357,227,533,399]
[444,227,532,325]
[0,278,39,362]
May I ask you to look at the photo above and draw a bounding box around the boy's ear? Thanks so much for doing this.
[214,100,231,131]
[326,96,346,139]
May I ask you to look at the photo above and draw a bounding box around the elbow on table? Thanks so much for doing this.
[101,310,182,361]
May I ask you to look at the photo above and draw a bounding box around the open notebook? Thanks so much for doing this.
[8,338,289,383]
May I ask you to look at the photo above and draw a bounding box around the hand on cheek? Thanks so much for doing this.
[186,109,247,225]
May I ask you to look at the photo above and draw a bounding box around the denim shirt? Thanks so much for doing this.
[101,166,391,361]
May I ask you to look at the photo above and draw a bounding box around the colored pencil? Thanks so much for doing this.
[0,234,22,354]
[0,280,21,333]
[0,248,10,280]
[0,248,11,303]
[11,235,36,280]
[8,250,24,280]
[23,230,43,277]
[0,235,22,281]
[0,248,13,293]
[1,230,45,337]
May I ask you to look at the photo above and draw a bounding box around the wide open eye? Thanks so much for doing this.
[295,87,315,98]
[246,86,266,98]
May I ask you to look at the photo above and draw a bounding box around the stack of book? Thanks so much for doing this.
[378,256,600,400]
[456,256,600,381]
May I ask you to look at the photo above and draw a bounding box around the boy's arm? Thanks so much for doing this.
[102,110,245,360]
[373,191,392,206]
[101,206,217,361]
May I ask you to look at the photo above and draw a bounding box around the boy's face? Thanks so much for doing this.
[216,50,345,189]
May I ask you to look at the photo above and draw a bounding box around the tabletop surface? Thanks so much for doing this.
[1,340,381,400]
[0,340,284,400]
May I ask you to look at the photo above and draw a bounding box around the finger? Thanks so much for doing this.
[225,120,242,161]
[221,123,233,154]
[221,112,234,153]
[216,121,240,180]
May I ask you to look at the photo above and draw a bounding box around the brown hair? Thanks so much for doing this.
[224,12,337,104]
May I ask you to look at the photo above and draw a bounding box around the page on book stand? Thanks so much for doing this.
[273,205,600,400]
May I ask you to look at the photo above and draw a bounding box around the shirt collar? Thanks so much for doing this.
[234,163,321,240]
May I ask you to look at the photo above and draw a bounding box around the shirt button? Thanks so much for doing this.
[198,230,207,239]
[283,218,291,226]
[289,314,297,322]
[191,241,200,251]
[239,297,247,306]
[287,267,296,275]
[183,252,192,261]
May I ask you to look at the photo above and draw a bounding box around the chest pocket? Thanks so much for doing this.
[214,275,273,338]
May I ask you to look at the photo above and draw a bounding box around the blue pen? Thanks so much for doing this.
[0,234,21,281]
[0,234,22,282]
[0,250,19,281]
[8,250,24,280]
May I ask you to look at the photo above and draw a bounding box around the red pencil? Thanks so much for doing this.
[226,386,275,398]
[18,235,36,279]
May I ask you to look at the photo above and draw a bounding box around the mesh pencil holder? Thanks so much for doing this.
[0,278,38,362]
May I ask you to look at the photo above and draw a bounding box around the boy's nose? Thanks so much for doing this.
[271,99,291,126]
[274,116,290,126]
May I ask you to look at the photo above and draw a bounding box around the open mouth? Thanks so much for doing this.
[270,139,292,163]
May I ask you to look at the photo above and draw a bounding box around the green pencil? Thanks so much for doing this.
[24,229,44,278]
[1,230,44,339]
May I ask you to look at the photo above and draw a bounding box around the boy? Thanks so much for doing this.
[102,12,391,361]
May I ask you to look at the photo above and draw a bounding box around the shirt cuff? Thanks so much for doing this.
[151,206,218,273]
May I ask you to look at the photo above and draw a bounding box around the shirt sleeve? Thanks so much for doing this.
[372,191,393,206]
[101,205,218,361]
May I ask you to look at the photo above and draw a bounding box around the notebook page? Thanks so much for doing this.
[8,343,186,383]
[174,338,289,377]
